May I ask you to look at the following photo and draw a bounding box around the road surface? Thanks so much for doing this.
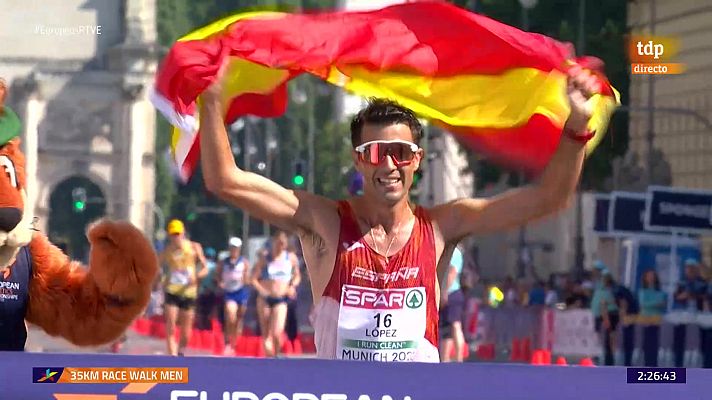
[24,325,212,356]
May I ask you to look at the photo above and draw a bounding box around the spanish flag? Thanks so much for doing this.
[151,1,619,182]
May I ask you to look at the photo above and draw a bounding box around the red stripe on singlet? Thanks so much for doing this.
[322,200,439,348]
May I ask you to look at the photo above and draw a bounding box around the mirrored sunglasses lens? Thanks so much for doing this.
[361,142,415,165]
[383,143,414,163]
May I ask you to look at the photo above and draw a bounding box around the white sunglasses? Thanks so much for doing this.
[354,140,421,167]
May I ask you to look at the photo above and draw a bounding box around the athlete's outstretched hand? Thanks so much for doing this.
[564,65,598,134]
[201,61,228,104]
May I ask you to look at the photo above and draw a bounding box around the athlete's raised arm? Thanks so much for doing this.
[432,66,598,243]
[199,81,337,235]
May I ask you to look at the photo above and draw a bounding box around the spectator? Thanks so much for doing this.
[195,247,219,331]
[614,280,639,366]
[446,246,464,295]
[581,269,596,298]
[440,245,466,362]
[441,269,473,362]
[528,280,546,306]
[544,281,559,307]
[565,281,588,309]
[517,279,530,306]
[638,269,666,367]
[672,259,707,367]
[503,276,518,306]
[471,274,486,304]
[701,267,712,369]
[592,272,619,365]
[285,236,302,343]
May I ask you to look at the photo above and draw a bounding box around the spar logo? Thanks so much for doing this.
[342,286,407,310]
[405,290,423,309]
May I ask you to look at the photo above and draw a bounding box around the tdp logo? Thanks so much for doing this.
[32,367,64,383]
[636,40,664,59]
[628,35,684,75]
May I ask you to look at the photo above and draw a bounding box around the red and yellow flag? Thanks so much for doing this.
[151,1,619,182]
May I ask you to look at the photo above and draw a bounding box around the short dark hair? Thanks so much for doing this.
[350,98,423,147]
[271,228,287,238]
[459,268,475,291]
[642,270,661,290]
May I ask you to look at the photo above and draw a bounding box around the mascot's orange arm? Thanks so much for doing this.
[25,220,159,346]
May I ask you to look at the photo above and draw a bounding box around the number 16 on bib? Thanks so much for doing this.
[336,285,427,362]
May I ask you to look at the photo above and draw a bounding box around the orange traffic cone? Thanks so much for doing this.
[511,339,522,362]
[200,330,214,351]
[522,338,532,361]
[531,349,552,365]
[476,344,487,360]
[212,332,225,355]
[211,318,221,333]
[579,357,595,367]
[556,356,568,365]
[531,350,544,365]
[292,338,303,355]
[155,322,167,339]
[134,318,150,335]
[281,334,294,355]
[188,330,199,349]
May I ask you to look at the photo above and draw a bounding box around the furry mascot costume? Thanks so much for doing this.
[0,78,159,351]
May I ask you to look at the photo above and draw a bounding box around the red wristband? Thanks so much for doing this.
[564,128,595,143]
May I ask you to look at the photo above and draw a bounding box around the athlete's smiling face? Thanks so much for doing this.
[352,123,423,206]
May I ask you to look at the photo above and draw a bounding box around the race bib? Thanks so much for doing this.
[169,270,191,286]
[267,263,291,278]
[336,285,426,362]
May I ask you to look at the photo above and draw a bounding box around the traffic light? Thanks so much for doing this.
[413,169,423,187]
[292,159,306,188]
[348,170,364,196]
[71,188,87,213]
[410,169,424,202]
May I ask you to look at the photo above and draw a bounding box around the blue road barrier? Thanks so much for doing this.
[2,351,711,400]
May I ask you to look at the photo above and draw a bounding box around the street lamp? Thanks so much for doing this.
[518,0,538,30]
[515,0,538,278]
[645,0,657,187]
[573,0,588,279]
[262,120,279,236]
[231,117,259,256]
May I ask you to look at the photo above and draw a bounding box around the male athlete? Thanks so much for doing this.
[199,66,599,362]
